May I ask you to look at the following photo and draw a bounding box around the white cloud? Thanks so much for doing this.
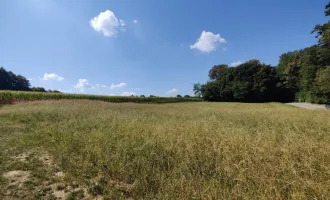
[121,92,136,96]
[110,82,127,89]
[167,88,179,94]
[75,79,92,90]
[230,61,243,67]
[42,73,64,81]
[28,78,33,81]
[90,10,125,37]
[190,31,226,53]
[133,19,138,24]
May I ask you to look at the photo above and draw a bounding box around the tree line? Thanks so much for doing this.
[194,2,330,103]
[0,67,60,93]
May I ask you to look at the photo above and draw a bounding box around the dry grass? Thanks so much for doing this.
[1,100,330,199]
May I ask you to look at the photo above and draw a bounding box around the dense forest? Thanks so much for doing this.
[194,2,330,103]
[0,67,60,93]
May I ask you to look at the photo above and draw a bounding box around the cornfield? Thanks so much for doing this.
[0,91,201,104]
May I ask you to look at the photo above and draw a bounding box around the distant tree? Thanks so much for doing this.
[176,94,182,98]
[208,64,228,80]
[199,60,282,102]
[0,67,30,91]
[31,87,47,92]
[315,66,330,99]
[140,95,145,97]
[48,89,61,93]
[277,52,295,74]
[184,95,190,98]
[150,95,155,97]
[193,83,202,97]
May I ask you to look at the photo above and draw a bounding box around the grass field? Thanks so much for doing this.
[1,100,330,199]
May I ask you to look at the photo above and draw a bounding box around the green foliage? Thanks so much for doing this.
[312,2,330,46]
[47,90,61,93]
[0,91,201,104]
[198,2,330,104]
[176,94,182,98]
[199,60,281,102]
[208,64,229,80]
[0,67,30,91]
[193,83,202,98]
[184,95,190,98]
[315,66,330,99]
[31,87,47,92]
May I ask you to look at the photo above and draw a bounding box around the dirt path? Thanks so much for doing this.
[286,102,327,110]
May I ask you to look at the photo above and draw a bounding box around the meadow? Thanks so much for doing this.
[1,100,330,199]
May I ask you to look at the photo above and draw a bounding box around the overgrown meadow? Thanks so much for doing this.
[1,100,330,199]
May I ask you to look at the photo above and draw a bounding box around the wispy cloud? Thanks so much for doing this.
[167,88,179,94]
[110,82,127,89]
[121,92,136,96]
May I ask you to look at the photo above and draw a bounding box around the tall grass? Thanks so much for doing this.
[1,101,330,199]
[0,91,200,104]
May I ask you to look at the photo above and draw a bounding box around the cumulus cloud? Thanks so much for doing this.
[110,82,127,89]
[133,19,138,24]
[230,61,243,67]
[75,79,92,90]
[121,92,136,96]
[90,10,125,37]
[167,88,179,94]
[42,73,64,81]
[190,31,226,53]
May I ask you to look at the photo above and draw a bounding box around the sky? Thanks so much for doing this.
[0,0,329,96]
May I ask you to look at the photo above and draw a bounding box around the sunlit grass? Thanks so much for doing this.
[1,100,330,199]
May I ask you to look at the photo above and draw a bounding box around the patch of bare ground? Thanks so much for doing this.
[1,149,95,200]
[3,171,30,188]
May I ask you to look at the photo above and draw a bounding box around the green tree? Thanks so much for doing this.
[0,67,30,91]
[31,87,47,92]
[315,66,330,100]
[176,94,182,98]
[193,83,203,97]
[312,2,330,45]
[208,64,228,80]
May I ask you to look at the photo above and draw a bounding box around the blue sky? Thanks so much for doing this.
[0,0,328,96]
